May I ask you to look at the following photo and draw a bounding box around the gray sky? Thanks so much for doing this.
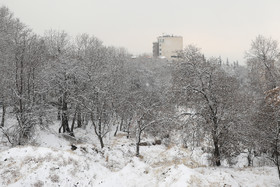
[2,0,280,64]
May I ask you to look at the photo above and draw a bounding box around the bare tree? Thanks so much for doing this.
[0,6,14,127]
[246,35,280,91]
[172,45,243,166]
[245,36,280,178]
[44,30,76,136]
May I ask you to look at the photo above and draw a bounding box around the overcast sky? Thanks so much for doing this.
[1,0,280,64]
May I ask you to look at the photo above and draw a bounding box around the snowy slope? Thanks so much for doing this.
[0,145,278,187]
[0,122,279,186]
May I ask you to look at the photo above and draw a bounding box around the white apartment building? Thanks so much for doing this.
[153,35,183,60]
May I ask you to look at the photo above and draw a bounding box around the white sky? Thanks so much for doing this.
[1,0,280,64]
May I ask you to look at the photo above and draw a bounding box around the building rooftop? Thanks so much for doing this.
[159,34,182,38]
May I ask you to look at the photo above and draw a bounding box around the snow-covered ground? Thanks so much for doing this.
[0,121,279,186]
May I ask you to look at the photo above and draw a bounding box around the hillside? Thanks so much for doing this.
[0,122,278,187]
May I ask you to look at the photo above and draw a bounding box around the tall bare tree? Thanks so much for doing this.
[172,45,243,166]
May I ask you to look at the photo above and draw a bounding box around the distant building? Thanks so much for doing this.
[153,35,183,60]
[153,42,159,57]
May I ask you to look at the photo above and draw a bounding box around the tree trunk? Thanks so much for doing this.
[32,67,35,103]
[57,97,62,120]
[77,105,82,128]
[247,149,254,167]
[136,142,140,157]
[61,93,70,133]
[114,115,120,136]
[90,113,104,148]
[119,117,124,131]
[276,153,280,180]
[213,136,221,166]
[275,145,280,180]
[98,135,104,149]
[39,96,43,126]
[16,49,27,143]
[136,120,142,157]
[275,124,280,180]
[98,117,104,148]
[212,117,221,166]
[247,153,252,167]
[1,103,5,127]
[114,124,119,137]
[127,117,132,139]
[70,107,77,137]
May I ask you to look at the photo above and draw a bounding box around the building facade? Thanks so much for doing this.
[153,42,159,57]
[153,35,183,60]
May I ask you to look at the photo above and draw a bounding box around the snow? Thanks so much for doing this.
[0,122,279,186]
